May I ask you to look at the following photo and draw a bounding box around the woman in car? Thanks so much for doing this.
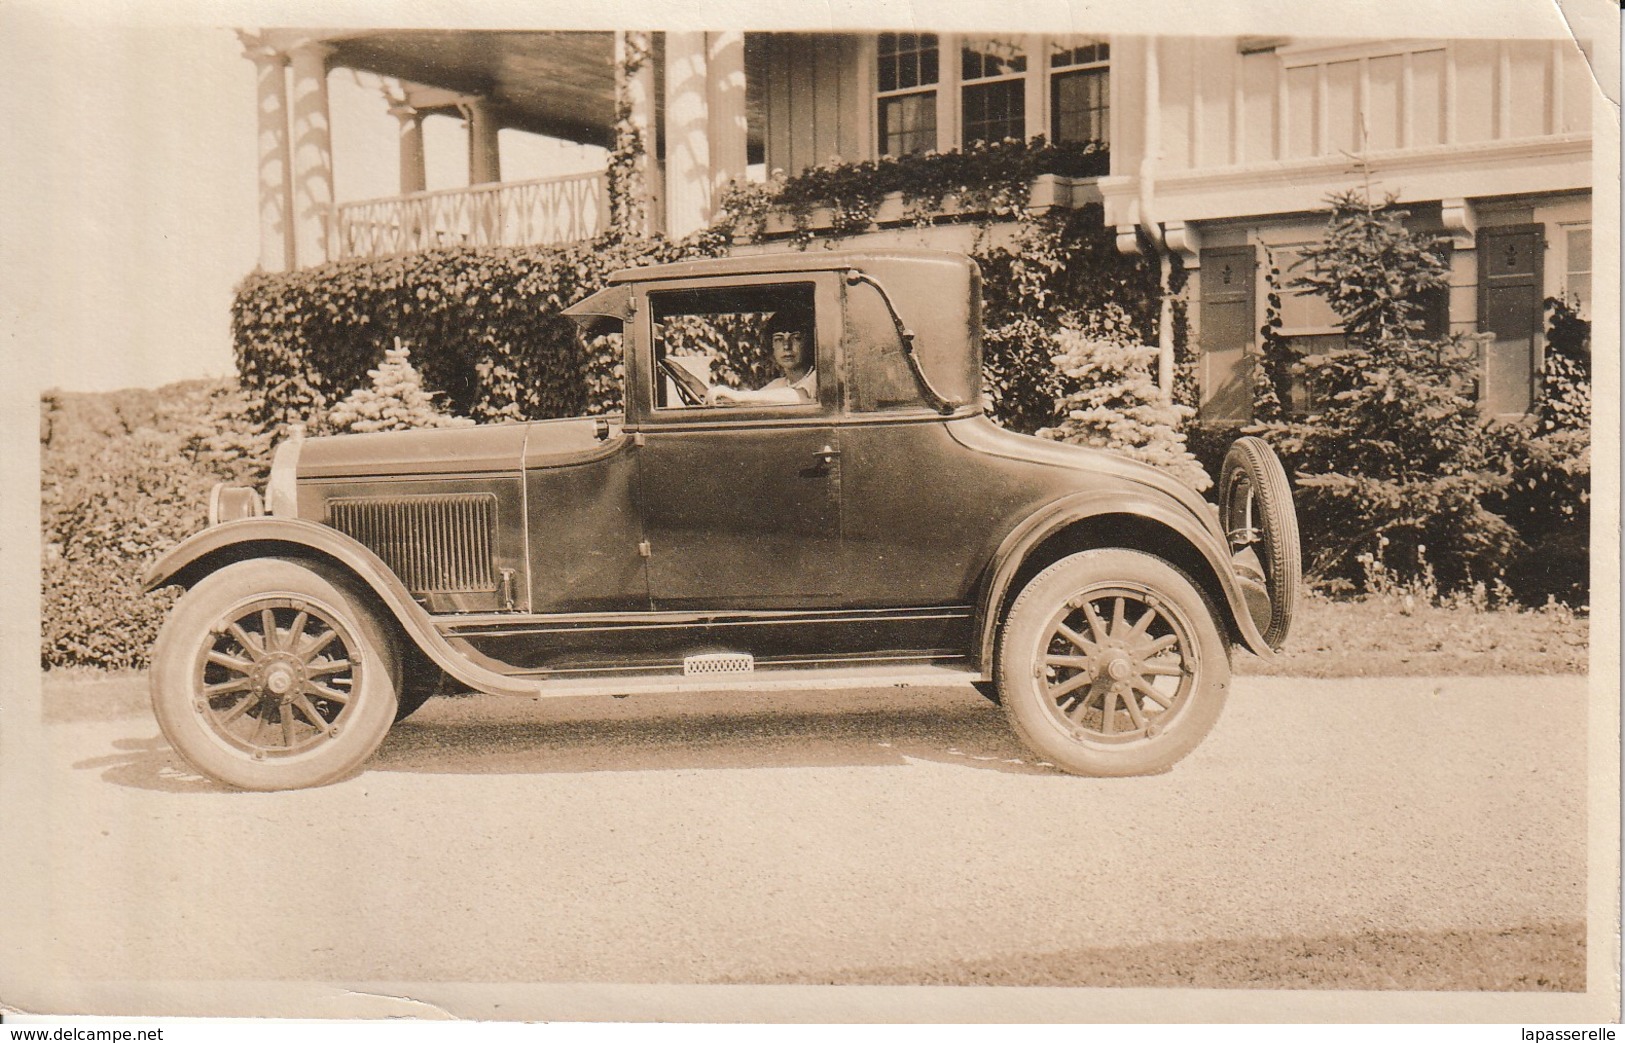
[706,307,816,406]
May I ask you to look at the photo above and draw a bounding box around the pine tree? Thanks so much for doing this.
[1041,306,1211,492]
[327,341,474,434]
[1250,191,1516,591]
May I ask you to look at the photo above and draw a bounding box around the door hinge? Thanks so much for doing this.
[637,540,651,558]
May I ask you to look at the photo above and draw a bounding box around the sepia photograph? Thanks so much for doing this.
[2,0,1618,1029]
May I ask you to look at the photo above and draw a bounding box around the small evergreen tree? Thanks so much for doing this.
[1041,306,1211,492]
[1251,191,1517,592]
[327,341,474,434]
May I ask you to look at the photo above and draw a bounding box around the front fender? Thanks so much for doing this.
[975,490,1276,671]
[143,518,539,699]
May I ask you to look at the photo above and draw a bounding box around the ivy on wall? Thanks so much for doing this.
[608,31,655,238]
[715,136,1108,246]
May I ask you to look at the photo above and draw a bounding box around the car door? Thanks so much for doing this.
[633,275,844,611]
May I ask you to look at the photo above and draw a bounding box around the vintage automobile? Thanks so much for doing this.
[144,248,1301,791]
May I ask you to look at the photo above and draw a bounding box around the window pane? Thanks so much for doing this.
[879,92,938,156]
[877,32,938,89]
[1051,67,1109,145]
[962,79,1025,146]
[961,35,1026,81]
[1051,38,1109,68]
[1283,333,1344,414]
[1567,227,1591,312]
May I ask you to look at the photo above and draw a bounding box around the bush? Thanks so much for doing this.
[974,205,1170,433]
[1249,192,1517,593]
[1487,298,1591,604]
[41,380,272,669]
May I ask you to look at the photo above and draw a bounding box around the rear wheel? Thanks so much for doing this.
[998,550,1230,776]
[150,559,401,790]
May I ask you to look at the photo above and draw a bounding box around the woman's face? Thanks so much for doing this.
[771,328,811,373]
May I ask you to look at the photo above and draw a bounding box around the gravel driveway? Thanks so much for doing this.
[3,673,1601,1020]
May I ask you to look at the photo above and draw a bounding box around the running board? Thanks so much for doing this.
[508,662,987,699]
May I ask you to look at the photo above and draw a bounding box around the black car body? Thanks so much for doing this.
[146,249,1300,789]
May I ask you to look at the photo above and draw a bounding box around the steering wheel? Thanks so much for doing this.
[659,356,708,406]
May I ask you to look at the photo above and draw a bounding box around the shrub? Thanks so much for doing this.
[41,380,272,669]
[1487,298,1591,604]
[1249,191,1517,593]
[974,205,1170,433]
[1040,307,1210,492]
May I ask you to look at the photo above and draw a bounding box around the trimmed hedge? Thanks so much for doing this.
[233,232,726,430]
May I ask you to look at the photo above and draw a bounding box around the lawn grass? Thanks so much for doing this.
[1238,593,1589,677]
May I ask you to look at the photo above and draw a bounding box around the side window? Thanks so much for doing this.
[648,283,820,411]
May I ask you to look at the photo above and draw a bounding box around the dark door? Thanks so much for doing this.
[1199,246,1257,422]
[636,421,842,609]
[1477,225,1545,416]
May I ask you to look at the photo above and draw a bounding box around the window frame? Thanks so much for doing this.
[875,32,942,158]
[636,274,842,429]
[870,33,1112,163]
[1048,39,1111,147]
[959,34,1030,147]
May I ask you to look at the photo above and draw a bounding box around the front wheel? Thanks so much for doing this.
[998,550,1230,776]
[150,558,401,790]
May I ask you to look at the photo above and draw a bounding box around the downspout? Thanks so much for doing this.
[1137,36,1176,405]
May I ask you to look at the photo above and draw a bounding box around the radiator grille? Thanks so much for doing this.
[328,494,497,594]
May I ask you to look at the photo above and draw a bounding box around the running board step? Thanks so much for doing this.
[511,662,984,700]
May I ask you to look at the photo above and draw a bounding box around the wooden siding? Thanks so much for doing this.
[1156,38,1590,173]
[763,33,865,176]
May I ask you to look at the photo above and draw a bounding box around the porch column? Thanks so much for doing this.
[664,31,711,238]
[706,32,747,199]
[241,35,292,272]
[288,40,334,267]
[465,98,502,184]
[613,30,661,237]
[390,102,427,195]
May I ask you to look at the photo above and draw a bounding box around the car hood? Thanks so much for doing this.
[948,417,1221,530]
[296,415,623,479]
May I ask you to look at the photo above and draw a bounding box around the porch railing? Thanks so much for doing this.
[330,172,609,260]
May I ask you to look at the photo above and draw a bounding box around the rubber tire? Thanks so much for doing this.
[1219,436,1301,648]
[998,549,1231,777]
[150,558,401,791]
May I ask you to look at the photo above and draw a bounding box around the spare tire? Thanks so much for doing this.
[1219,436,1301,648]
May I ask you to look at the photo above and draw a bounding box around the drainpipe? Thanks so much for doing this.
[1136,36,1176,405]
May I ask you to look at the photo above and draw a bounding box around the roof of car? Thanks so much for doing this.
[605,247,974,285]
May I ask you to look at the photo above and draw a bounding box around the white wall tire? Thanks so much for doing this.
[998,550,1230,776]
[150,559,401,791]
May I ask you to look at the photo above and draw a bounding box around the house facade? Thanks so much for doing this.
[237,30,1595,422]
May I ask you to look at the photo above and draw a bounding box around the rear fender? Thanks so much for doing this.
[975,491,1275,672]
[143,518,537,698]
